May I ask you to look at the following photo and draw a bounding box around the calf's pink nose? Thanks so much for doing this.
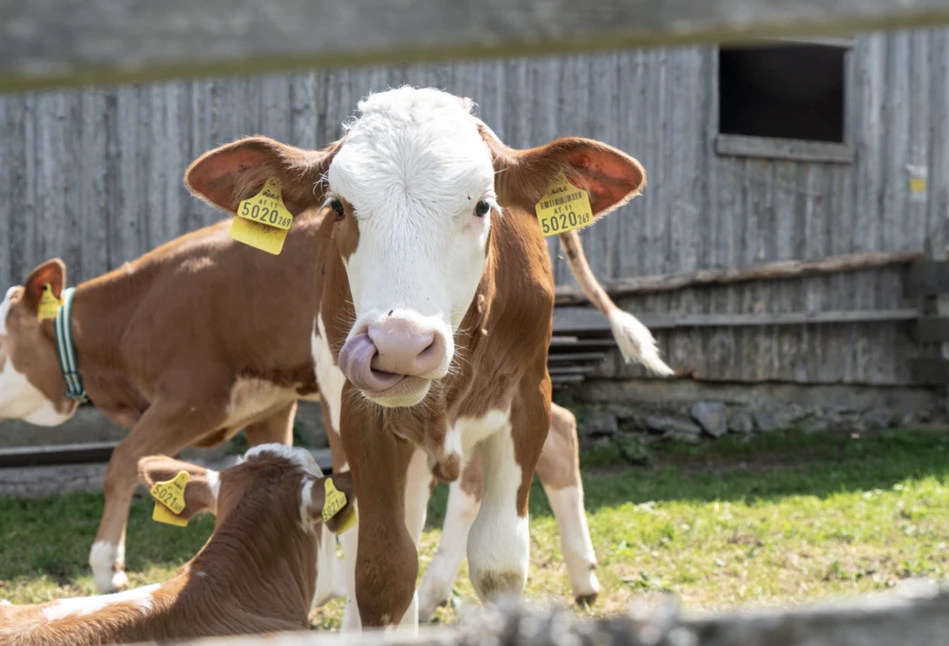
[368,319,444,377]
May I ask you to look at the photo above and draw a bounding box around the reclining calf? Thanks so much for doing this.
[185,85,662,630]
[0,444,355,646]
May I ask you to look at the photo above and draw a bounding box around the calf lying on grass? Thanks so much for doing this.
[0,444,355,646]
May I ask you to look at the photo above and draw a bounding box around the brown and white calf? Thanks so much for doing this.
[0,444,355,645]
[0,215,666,603]
[185,86,666,631]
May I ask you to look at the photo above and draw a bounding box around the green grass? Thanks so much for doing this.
[3,427,949,629]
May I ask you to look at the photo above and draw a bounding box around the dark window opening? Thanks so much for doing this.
[718,44,846,143]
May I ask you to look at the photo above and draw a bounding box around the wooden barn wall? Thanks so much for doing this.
[0,29,945,386]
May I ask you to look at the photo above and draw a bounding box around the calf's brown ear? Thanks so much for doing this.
[137,455,219,520]
[22,259,66,313]
[481,126,646,225]
[308,471,356,534]
[184,135,342,216]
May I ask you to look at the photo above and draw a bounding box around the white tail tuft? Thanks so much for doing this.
[607,308,674,376]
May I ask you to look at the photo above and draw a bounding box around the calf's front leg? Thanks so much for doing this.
[90,397,226,593]
[340,386,418,629]
[467,383,550,602]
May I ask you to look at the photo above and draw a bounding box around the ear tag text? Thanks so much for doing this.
[37,284,63,320]
[229,177,294,256]
[323,477,357,534]
[534,171,594,237]
[150,471,190,527]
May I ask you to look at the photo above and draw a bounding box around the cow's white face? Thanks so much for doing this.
[329,88,497,407]
[0,272,78,426]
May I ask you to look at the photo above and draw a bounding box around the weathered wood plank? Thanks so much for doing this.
[6,0,949,92]
[554,306,920,333]
[557,250,924,302]
[715,134,855,163]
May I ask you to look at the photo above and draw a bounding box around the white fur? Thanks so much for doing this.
[42,583,160,621]
[89,541,128,594]
[313,522,348,608]
[222,378,297,428]
[313,315,346,430]
[327,88,496,405]
[543,485,600,599]
[607,307,674,376]
[457,409,509,458]
[243,443,320,474]
[0,286,16,336]
[466,415,529,602]
[205,469,220,502]
[339,495,362,633]
[299,477,316,532]
[0,359,74,426]
[442,426,463,466]
[418,478,480,622]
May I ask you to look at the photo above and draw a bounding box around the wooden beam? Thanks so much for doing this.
[910,358,949,385]
[915,317,949,343]
[5,1,949,92]
[553,306,920,334]
[556,250,924,303]
[905,261,949,298]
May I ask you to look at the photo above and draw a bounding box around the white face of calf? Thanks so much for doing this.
[327,89,497,406]
[0,260,77,426]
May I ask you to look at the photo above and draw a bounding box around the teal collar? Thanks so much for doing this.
[53,287,88,403]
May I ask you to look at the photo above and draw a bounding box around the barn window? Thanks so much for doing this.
[715,38,853,164]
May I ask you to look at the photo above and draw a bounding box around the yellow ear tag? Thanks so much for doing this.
[37,284,62,321]
[149,471,190,528]
[534,170,594,237]
[229,177,295,256]
[322,477,357,534]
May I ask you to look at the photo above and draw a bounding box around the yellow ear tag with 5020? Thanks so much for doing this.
[37,284,62,321]
[149,471,190,528]
[229,177,295,256]
[534,170,594,237]
[322,477,357,534]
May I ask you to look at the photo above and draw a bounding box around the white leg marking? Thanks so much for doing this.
[404,448,431,545]
[313,522,347,608]
[313,315,346,431]
[339,498,362,633]
[42,584,160,621]
[466,416,529,602]
[418,479,480,622]
[543,484,600,600]
[205,469,221,504]
[89,541,128,594]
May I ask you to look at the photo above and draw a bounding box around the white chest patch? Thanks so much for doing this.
[42,583,160,621]
[312,315,346,433]
[222,378,297,428]
[447,408,511,466]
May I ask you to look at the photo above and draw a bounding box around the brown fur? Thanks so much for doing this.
[0,450,354,645]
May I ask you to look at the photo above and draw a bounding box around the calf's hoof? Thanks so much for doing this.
[575,591,599,607]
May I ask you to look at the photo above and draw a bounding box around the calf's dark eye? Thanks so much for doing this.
[475,200,491,217]
[330,199,345,219]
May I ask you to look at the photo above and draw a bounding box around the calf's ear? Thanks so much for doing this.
[307,471,356,534]
[21,259,66,313]
[480,125,646,225]
[137,455,219,520]
[184,136,342,216]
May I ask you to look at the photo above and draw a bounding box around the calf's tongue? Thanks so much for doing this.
[338,333,405,393]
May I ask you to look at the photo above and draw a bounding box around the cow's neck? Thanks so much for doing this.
[41,266,158,392]
[183,513,316,622]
